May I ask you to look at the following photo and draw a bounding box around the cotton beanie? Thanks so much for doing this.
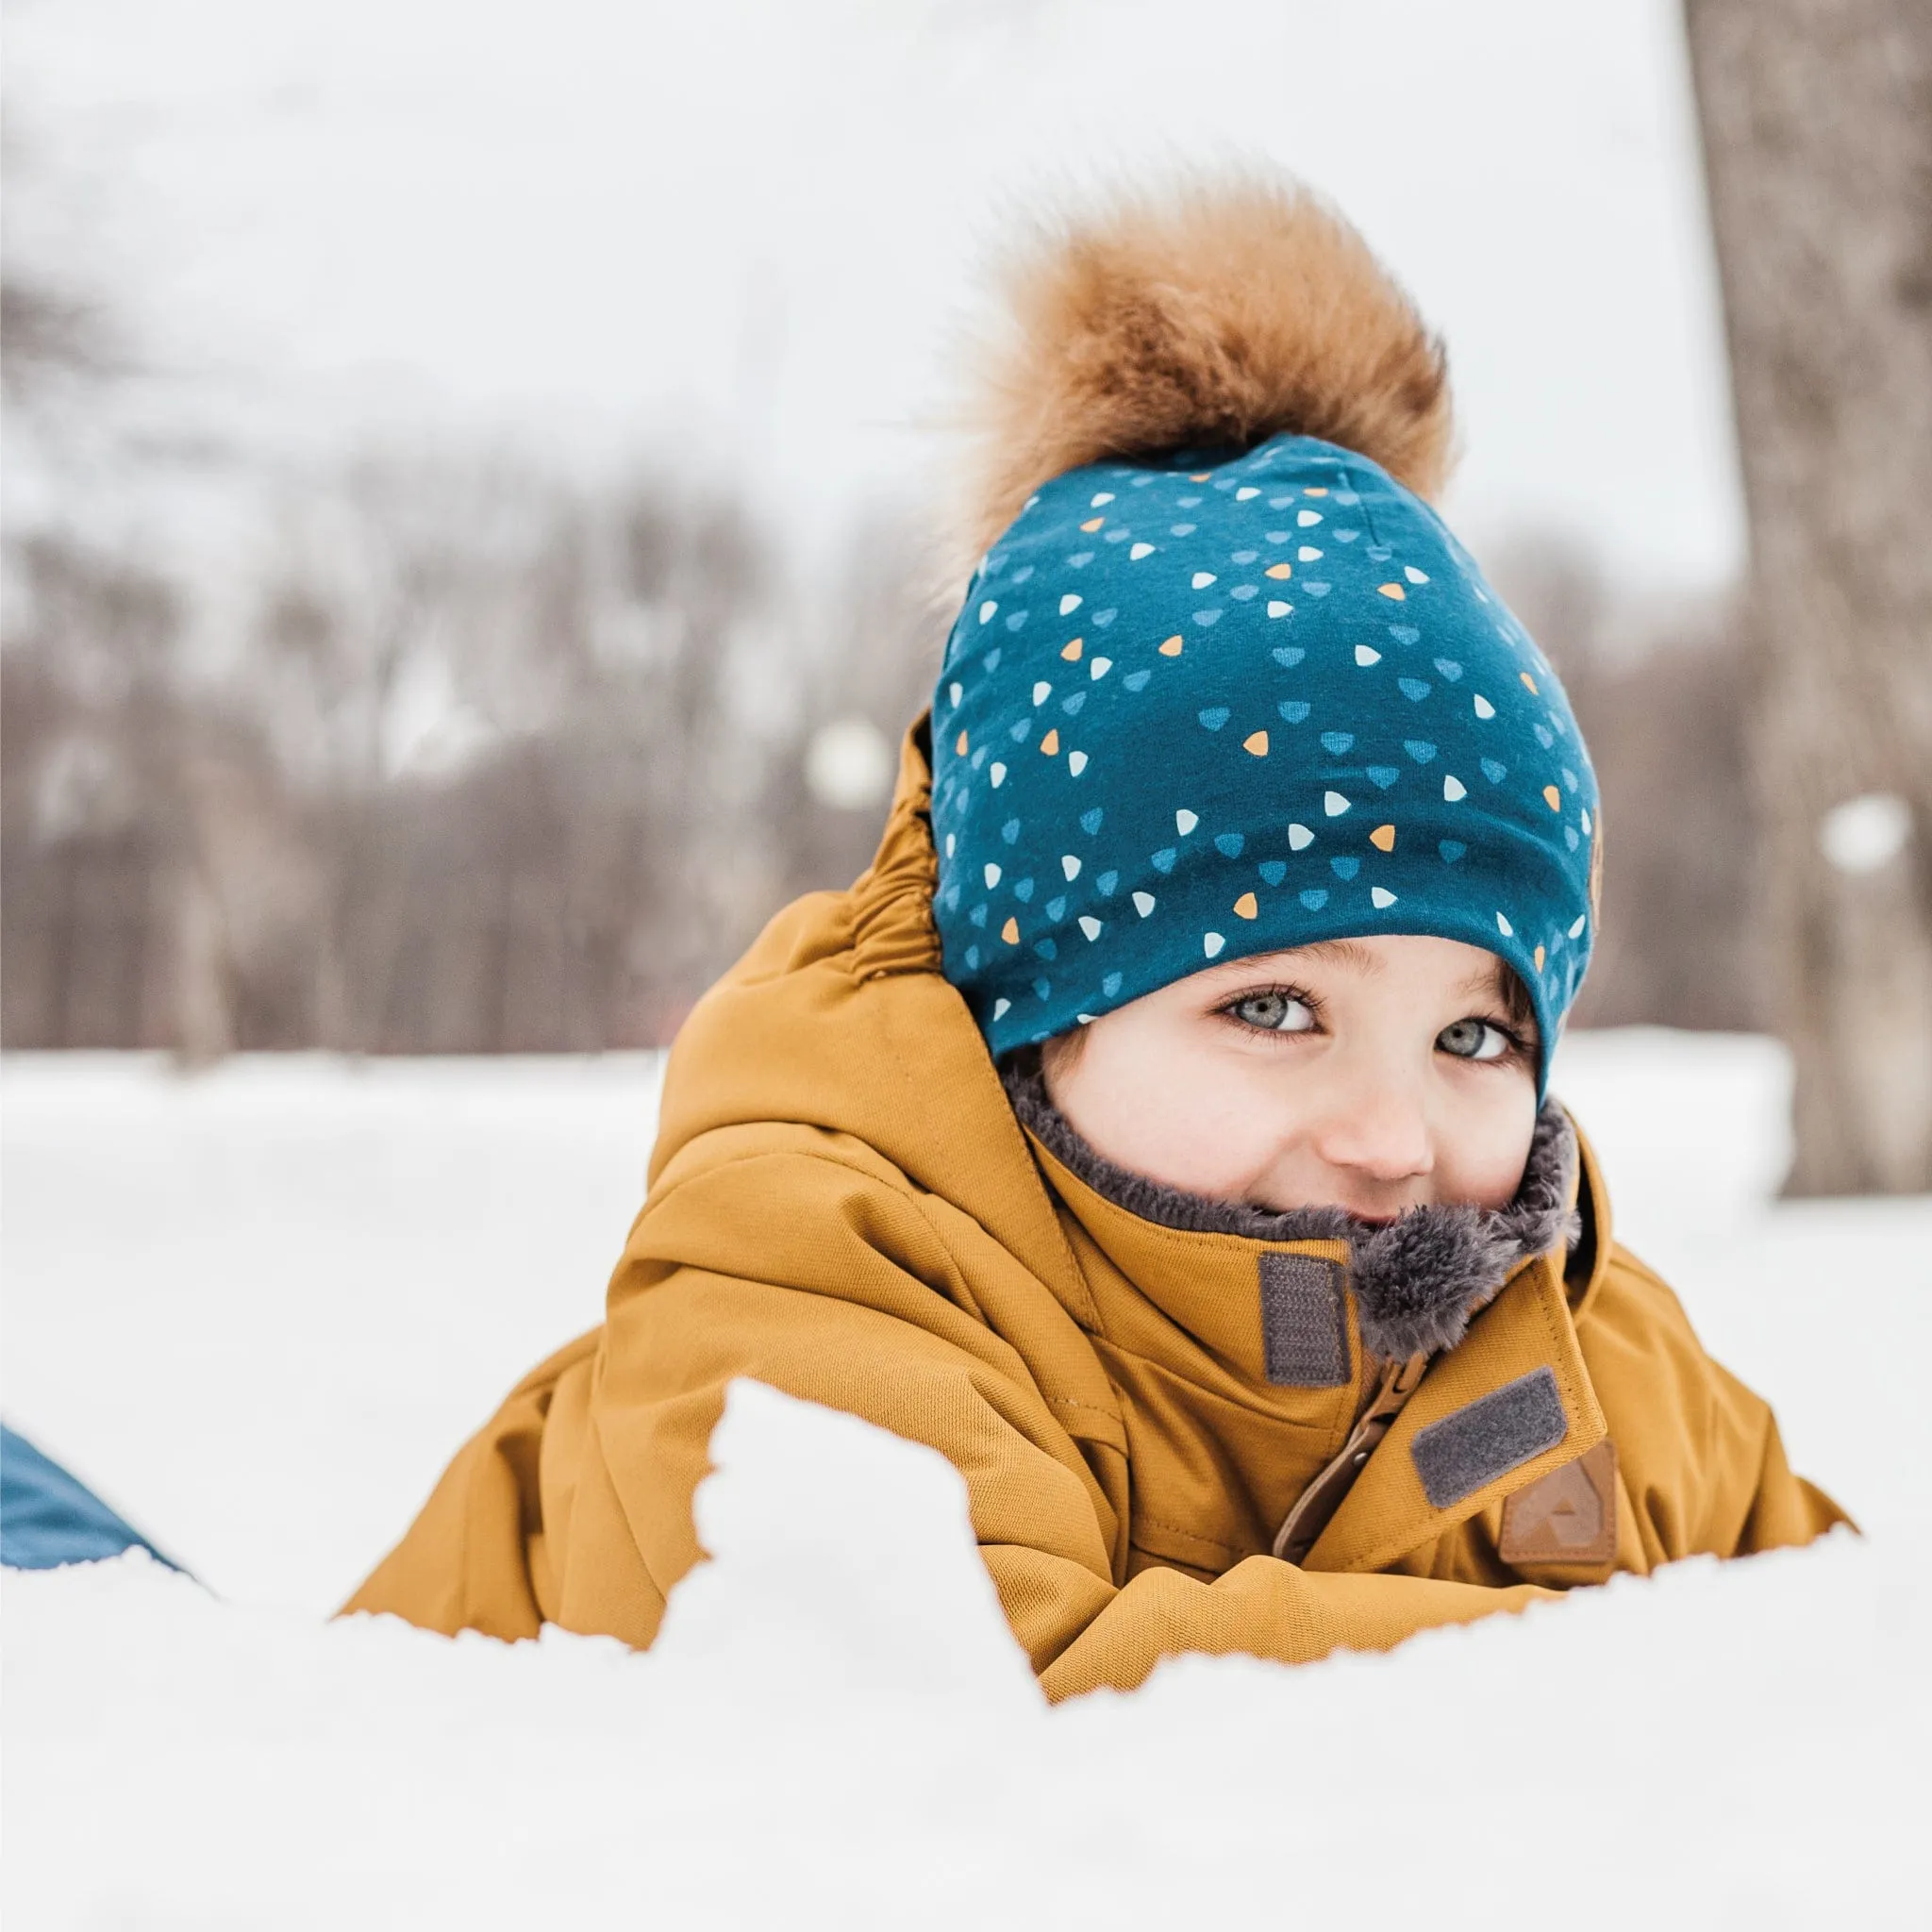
[928,181,1600,1095]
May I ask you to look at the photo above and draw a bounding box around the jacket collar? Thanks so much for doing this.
[1006,1062,1582,1362]
[1007,1065,1610,1571]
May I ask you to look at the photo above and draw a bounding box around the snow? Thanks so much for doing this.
[4,1034,1930,1925]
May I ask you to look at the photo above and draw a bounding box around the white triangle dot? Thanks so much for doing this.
[1203,932,1225,958]
[1067,751,1089,775]
[1356,646,1381,666]
[1371,887,1398,908]
[1175,808,1199,835]
[1078,915,1103,941]
[1061,855,1081,880]
[1288,824,1314,850]
[1132,891,1157,916]
[1324,791,1351,816]
[1443,774,1467,802]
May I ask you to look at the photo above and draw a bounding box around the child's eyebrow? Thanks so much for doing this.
[1286,938,1383,976]
[1470,960,1541,1037]
[1456,964,1509,999]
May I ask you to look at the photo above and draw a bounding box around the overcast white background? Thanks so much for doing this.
[8,0,1742,592]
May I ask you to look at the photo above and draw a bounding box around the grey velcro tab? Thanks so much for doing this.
[1410,1366,1568,1508]
[1257,1253,1350,1388]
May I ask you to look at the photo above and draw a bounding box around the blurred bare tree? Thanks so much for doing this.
[1685,0,1932,1192]
[0,90,1816,1065]
[1489,543,1763,1037]
[2,430,942,1051]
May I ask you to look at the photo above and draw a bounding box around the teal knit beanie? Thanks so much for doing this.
[928,181,1600,1095]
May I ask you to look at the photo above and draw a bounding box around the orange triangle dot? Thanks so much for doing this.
[1189,473,1211,482]
[1265,563,1293,580]
[1370,824,1396,852]
[1534,944,1547,971]
[1233,891,1258,920]
[1542,785,1562,810]
[1377,583,1407,601]
[1158,635,1184,657]
[1521,672,1540,693]
[1040,728,1060,755]
[1060,638,1083,660]
[1242,730,1269,757]
[1080,516,1105,532]
[1304,487,1329,497]
[1001,917,1020,944]
[955,730,969,755]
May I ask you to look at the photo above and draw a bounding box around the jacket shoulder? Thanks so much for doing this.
[1574,1241,1830,1561]
[1579,1240,1702,1346]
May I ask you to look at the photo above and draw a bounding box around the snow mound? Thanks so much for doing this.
[6,1378,1923,1930]
[6,1039,1930,1924]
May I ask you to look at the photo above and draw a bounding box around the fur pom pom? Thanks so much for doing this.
[952,175,1455,575]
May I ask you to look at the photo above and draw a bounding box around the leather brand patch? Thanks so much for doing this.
[1500,1438,1618,1565]
[1257,1253,1350,1387]
[1410,1366,1568,1508]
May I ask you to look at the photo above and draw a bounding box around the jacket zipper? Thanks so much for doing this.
[1272,1351,1427,1564]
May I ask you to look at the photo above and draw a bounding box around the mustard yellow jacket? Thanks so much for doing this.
[346,723,1845,1697]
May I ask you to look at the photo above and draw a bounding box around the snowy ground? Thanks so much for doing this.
[4,1034,1929,1927]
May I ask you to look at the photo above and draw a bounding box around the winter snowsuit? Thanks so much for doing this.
[345,723,1846,1697]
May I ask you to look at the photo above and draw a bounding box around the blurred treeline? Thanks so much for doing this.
[1,452,938,1055]
[2,236,1755,1056]
[1,451,1757,1053]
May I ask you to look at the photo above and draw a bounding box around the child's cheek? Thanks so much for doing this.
[1448,1087,1540,1209]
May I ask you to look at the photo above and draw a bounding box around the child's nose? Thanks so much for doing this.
[1309,1077,1435,1185]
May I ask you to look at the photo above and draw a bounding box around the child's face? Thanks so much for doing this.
[1041,934,1541,1220]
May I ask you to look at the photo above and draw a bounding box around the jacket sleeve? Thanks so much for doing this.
[1734,1404,1849,1555]
[570,1142,1553,1700]
[1575,1246,1853,1569]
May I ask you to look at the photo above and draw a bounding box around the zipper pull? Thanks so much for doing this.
[1271,1350,1427,1564]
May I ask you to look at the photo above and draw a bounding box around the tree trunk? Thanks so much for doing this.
[1683,0,1932,1192]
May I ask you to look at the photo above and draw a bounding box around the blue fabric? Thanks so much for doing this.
[929,434,1600,1091]
[0,1423,181,1572]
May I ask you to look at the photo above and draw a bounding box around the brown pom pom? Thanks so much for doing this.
[949,174,1456,579]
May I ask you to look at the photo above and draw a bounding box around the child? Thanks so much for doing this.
[346,178,1845,1697]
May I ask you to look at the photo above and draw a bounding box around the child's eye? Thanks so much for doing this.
[1437,1017,1511,1062]
[1229,991,1317,1034]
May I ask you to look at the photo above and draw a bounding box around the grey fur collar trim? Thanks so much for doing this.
[1005,1066,1579,1362]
